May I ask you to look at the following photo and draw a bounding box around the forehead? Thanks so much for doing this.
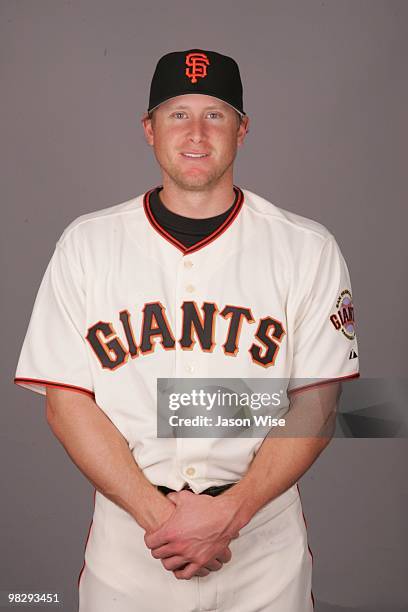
[158,94,234,112]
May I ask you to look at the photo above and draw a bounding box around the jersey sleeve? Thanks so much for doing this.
[287,233,360,394]
[14,239,94,398]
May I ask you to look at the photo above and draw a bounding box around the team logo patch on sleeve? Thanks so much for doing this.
[329,289,356,340]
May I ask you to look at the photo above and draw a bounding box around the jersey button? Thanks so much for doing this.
[184,259,193,269]
[186,284,195,293]
[185,467,196,477]
[186,363,195,374]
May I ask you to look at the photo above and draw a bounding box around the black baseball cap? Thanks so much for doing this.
[148,49,245,117]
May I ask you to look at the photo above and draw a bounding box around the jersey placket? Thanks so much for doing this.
[173,251,205,491]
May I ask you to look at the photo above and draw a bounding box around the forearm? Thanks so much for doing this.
[222,435,329,528]
[45,387,174,532]
[221,383,340,529]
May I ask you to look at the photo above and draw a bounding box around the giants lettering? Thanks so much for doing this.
[86,321,129,370]
[179,302,217,351]
[86,301,286,370]
[249,316,286,368]
[220,306,254,356]
[330,305,354,330]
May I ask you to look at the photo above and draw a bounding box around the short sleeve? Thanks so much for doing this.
[14,240,94,398]
[288,233,360,394]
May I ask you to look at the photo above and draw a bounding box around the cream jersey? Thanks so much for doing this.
[14,186,359,492]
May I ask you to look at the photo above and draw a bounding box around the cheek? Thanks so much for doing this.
[157,130,183,155]
[214,132,237,155]
[211,124,238,145]
[153,132,175,158]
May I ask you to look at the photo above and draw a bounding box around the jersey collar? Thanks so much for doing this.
[143,185,244,255]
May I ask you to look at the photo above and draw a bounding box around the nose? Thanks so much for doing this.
[187,117,206,143]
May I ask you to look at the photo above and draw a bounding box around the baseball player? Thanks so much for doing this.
[14,49,359,611]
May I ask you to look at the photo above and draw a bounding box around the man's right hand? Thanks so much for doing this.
[147,490,233,578]
[184,546,232,577]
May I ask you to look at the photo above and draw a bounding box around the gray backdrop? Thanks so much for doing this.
[1,1,407,610]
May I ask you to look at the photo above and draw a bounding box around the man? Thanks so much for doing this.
[14,49,359,611]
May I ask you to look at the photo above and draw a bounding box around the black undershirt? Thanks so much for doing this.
[149,187,238,248]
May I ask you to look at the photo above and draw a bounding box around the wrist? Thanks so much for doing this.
[215,485,257,532]
[128,484,175,532]
[219,480,268,530]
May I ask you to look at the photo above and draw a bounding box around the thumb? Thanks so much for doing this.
[167,492,180,504]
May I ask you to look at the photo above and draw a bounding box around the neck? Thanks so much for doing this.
[159,174,236,219]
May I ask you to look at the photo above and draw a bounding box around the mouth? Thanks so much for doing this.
[180,152,210,159]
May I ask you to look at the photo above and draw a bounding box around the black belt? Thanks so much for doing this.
[157,483,236,497]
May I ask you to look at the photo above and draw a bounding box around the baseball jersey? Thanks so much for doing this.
[14,185,359,492]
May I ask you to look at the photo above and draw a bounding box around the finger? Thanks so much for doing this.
[150,544,177,559]
[144,531,169,549]
[203,558,223,571]
[216,547,232,564]
[174,562,202,580]
[192,567,211,578]
[161,556,190,571]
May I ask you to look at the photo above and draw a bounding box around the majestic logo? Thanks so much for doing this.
[185,52,210,84]
[329,289,356,340]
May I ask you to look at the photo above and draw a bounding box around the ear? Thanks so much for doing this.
[141,112,154,146]
[237,115,250,147]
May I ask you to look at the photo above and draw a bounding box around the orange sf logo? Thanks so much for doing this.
[185,52,210,84]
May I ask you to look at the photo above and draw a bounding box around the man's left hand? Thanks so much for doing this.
[144,489,242,580]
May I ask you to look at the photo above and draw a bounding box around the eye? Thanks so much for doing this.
[172,112,187,119]
[207,112,222,119]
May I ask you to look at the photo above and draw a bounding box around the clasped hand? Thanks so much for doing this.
[144,490,240,580]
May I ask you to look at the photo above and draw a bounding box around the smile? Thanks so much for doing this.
[181,153,209,158]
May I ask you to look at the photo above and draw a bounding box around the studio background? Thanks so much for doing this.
[1,1,407,611]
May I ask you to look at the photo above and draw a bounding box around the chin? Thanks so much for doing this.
[161,157,234,191]
[169,170,218,191]
[181,177,214,190]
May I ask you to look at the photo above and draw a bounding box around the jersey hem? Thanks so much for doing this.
[14,377,95,398]
[288,372,360,395]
